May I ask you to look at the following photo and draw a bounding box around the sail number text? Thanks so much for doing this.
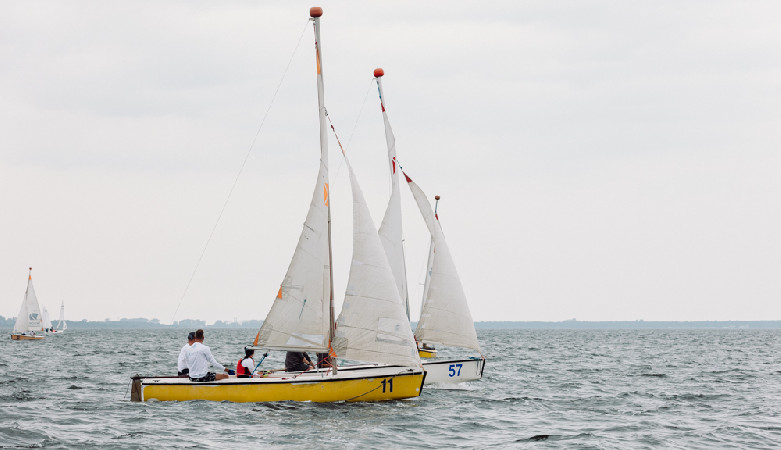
[380,378,393,393]
[448,363,463,377]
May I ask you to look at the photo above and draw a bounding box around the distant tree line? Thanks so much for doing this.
[2,315,780,330]
[0,316,264,329]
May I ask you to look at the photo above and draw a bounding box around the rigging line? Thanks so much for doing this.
[171,19,311,323]
[330,77,375,185]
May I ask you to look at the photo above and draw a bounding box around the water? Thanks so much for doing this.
[2,328,781,448]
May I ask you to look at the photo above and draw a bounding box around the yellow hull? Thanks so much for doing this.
[133,367,425,403]
[418,348,437,358]
[11,334,44,340]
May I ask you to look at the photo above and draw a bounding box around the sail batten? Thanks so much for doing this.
[405,176,481,353]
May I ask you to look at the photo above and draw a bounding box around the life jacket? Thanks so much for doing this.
[236,358,250,377]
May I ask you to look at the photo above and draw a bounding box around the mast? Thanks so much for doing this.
[310,6,337,372]
[374,68,410,320]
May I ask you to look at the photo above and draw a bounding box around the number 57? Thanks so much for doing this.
[448,363,463,377]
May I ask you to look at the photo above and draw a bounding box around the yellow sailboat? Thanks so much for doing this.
[131,7,425,403]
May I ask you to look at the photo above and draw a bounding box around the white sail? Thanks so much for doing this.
[405,175,481,353]
[333,161,420,367]
[58,301,67,330]
[255,13,332,353]
[13,270,43,333]
[375,72,410,319]
[420,237,434,318]
[42,306,52,329]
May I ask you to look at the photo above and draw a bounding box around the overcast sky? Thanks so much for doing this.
[2,1,779,323]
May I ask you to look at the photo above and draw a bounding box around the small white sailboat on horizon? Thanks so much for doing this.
[46,300,67,334]
[11,268,45,341]
[371,68,485,384]
[56,300,68,332]
[131,7,425,403]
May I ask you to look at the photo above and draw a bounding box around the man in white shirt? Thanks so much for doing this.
[177,331,196,376]
[186,329,230,382]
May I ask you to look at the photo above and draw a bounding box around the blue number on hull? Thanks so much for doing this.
[448,363,463,377]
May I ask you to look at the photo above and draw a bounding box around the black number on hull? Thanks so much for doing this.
[381,378,393,393]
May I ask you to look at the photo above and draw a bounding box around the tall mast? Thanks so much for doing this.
[374,68,410,320]
[310,6,337,371]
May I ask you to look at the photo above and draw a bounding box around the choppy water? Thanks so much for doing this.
[2,328,781,448]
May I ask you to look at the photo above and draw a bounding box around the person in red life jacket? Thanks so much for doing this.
[236,348,256,378]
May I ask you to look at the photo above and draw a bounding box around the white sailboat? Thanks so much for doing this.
[11,268,45,341]
[131,7,425,403]
[56,300,68,332]
[41,306,52,332]
[372,69,485,384]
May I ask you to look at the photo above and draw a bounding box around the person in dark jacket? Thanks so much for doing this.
[285,351,314,372]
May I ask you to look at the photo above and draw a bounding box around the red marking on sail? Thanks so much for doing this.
[381,103,385,112]
[253,330,260,346]
[277,287,282,299]
[403,172,412,183]
[392,158,396,174]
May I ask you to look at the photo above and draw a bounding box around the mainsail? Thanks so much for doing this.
[13,269,43,334]
[374,69,410,319]
[405,174,482,353]
[333,161,420,367]
[255,9,332,353]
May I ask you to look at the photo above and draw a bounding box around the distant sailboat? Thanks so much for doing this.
[42,306,52,332]
[11,268,45,341]
[131,7,425,403]
[56,300,68,332]
[372,68,485,384]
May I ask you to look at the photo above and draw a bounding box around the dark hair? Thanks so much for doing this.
[195,329,204,340]
[244,348,255,358]
[187,332,195,340]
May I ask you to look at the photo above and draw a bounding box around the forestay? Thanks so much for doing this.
[405,175,482,353]
[333,161,421,367]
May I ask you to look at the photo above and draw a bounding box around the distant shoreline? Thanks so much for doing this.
[3,318,781,330]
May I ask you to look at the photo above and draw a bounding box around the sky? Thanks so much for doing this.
[1,1,780,323]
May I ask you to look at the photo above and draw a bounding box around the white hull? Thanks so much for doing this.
[422,357,485,384]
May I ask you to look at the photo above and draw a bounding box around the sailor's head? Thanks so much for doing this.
[245,347,255,358]
[195,329,205,341]
[187,331,196,342]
